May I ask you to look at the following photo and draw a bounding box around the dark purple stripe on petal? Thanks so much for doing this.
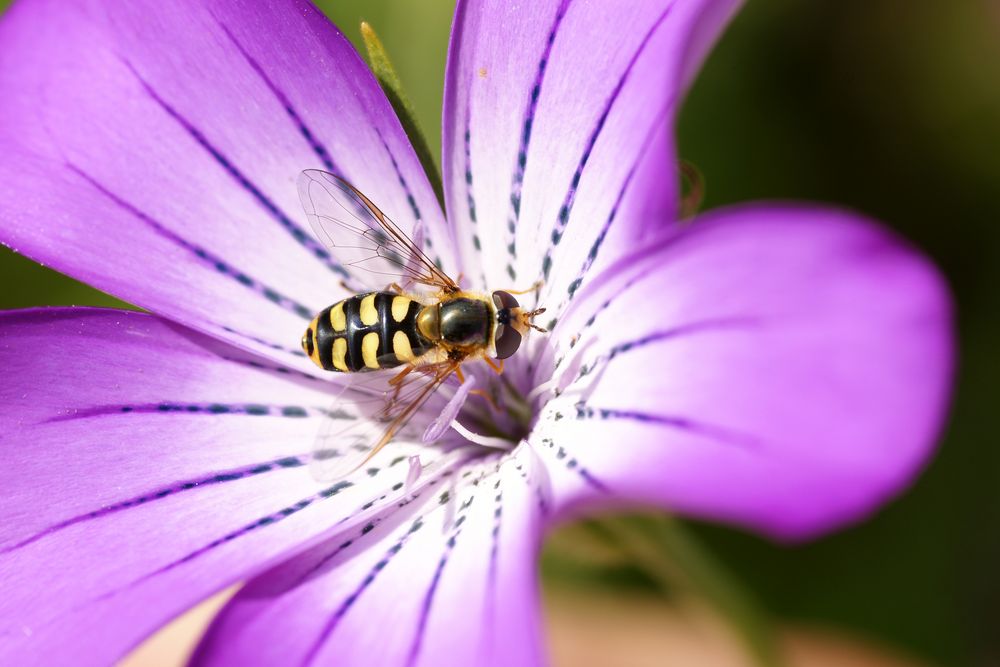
[222,324,307,357]
[607,318,759,358]
[216,20,343,176]
[68,164,314,320]
[487,478,503,589]
[551,270,654,373]
[219,356,331,384]
[160,481,354,569]
[302,466,485,666]
[538,437,608,493]
[286,458,451,590]
[574,403,762,450]
[376,130,444,268]
[301,518,423,666]
[407,552,451,667]
[503,0,573,281]
[123,61,349,279]
[0,455,308,556]
[576,317,761,379]
[303,518,424,665]
[580,272,652,332]
[462,113,487,287]
[540,2,679,283]
[564,107,671,302]
[481,474,503,649]
[406,491,479,667]
[87,460,426,616]
[563,166,634,301]
[551,253,721,371]
[513,461,549,515]
[87,480,359,611]
[44,401,350,423]
[377,131,423,224]
[550,317,759,398]
[285,507,389,589]
[550,203,733,351]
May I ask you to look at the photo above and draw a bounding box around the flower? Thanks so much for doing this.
[0,1,953,665]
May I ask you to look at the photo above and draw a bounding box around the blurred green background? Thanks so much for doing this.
[1,1,997,665]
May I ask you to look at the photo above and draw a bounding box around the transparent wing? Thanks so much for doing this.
[310,361,461,482]
[297,169,458,293]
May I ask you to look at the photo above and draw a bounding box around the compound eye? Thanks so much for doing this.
[492,290,520,311]
[493,323,522,360]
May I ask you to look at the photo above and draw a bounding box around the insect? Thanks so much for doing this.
[297,170,547,478]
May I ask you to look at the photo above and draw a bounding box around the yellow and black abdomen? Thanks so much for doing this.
[303,292,432,372]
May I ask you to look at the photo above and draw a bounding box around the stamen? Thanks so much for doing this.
[449,421,515,450]
[526,377,561,403]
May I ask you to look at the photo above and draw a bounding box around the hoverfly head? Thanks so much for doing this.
[491,291,548,359]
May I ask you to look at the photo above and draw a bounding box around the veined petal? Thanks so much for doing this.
[0,0,452,371]
[533,205,953,540]
[0,308,451,665]
[193,450,547,667]
[441,0,741,298]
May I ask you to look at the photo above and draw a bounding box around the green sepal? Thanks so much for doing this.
[361,21,446,213]
[679,159,706,219]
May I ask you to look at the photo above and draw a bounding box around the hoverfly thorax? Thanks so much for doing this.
[438,299,492,346]
[414,298,493,348]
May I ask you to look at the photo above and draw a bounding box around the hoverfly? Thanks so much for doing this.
[297,170,546,479]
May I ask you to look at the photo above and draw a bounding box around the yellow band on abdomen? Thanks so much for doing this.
[361,331,381,369]
[359,294,379,326]
[392,330,415,362]
[330,302,346,332]
[331,337,348,371]
[391,296,411,322]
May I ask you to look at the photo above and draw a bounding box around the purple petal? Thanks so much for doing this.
[441,0,741,297]
[533,205,953,540]
[0,0,451,371]
[192,453,545,667]
[0,308,445,664]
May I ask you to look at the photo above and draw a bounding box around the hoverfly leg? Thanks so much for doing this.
[384,282,405,294]
[504,280,543,296]
[454,366,466,384]
[389,364,414,387]
[338,278,366,293]
[469,388,500,412]
[484,357,504,375]
[388,365,415,404]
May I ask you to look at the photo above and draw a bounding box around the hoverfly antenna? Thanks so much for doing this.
[525,307,548,333]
